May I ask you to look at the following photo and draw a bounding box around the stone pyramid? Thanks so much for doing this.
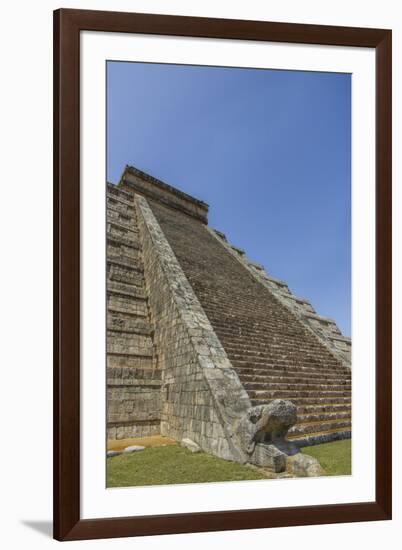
[107,166,351,470]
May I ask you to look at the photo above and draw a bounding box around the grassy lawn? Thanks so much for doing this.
[301,439,351,476]
[107,445,266,487]
[107,439,351,487]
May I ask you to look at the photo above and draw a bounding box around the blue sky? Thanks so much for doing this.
[107,62,351,336]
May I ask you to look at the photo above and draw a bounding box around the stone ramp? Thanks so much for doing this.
[106,183,161,439]
[147,199,351,446]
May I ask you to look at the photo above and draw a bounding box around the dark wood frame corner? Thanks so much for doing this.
[53,8,392,541]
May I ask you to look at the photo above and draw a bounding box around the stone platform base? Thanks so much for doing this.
[107,434,176,452]
[290,429,352,448]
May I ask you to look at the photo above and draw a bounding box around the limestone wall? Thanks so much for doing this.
[106,183,161,440]
[107,371,161,439]
[135,195,250,462]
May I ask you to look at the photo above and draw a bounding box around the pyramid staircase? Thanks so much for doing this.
[147,199,351,446]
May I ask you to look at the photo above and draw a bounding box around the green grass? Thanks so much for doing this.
[301,439,351,476]
[107,445,266,487]
[107,439,352,487]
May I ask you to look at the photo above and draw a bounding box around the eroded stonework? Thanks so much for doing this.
[106,165,352,468]
[136,194,250,463]
[106,185,161,439]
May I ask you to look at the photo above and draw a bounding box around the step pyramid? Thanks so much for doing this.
[107,165,351,458]
[147,199,351,446]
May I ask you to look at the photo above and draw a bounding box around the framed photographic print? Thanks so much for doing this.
[53,8,392,541]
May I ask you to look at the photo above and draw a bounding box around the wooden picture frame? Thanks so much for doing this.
[53,8,392,541]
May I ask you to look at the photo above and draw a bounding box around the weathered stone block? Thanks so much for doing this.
[181,438,201,453]
[287,453,324,477]
[250,444,287,472]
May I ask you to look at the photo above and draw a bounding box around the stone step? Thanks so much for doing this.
[234,359,350,372]
[107,353,153,369]
[232,348,341,366]
[107,200,136,217]
[221,331,341,352]
[248,388,351,399]
[107,285,146,301]
[329,334,352,344]
[250,395,351,406]
[232,361,350,377]
[238,372,350,384]
[107,253,140,267]
[107,231,140,249]
[249,401,351,420]
[107,313,152,334]
[107,411,161,425]
[107,306,148,318]
[216,334,327,350]
[107,280,146,299]
[219,335,340,353]
[107,241,141,258]
[216,331,330,354]
[107,220,139,236]
[107,264,145,286]
[107,343,153,357]
[297,410,351,423]
[107,295,148,317]
[206,314,316,329]
[277,290,313,306]
[204,308,314,323]
[288,428,351,445]
[107,196,136,217]
[212,320,342,343]
[296,402,351,414]
[107,324,152,337]
[212,321,315,336]
[213,327,342,346]
[107,366,161,381]
[232,363,349,379]
[107,344,153,358]
[108,378,161,389]
[220,338,342,355]
[303,311,338,326]
[289,418,351,436]
[107,183,134,202]
[243,381,351,392]
[107,377,162,388]
[107,330,153,349]
[107,207,135,226]
[225,349,343,367]
[107,257,143,272]
[106,192,135,209]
